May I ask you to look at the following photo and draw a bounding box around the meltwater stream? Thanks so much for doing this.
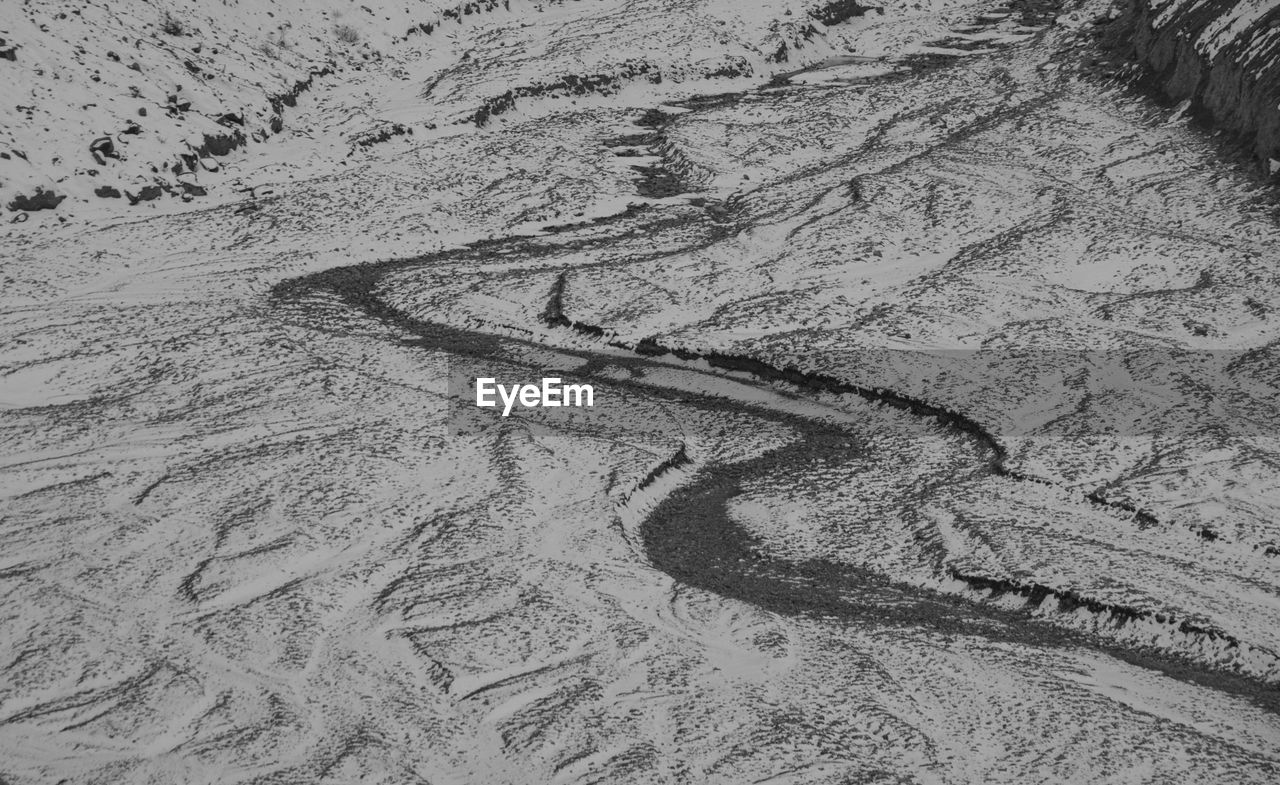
[273,194,1280,712]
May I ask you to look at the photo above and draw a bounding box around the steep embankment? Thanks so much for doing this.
[1116,0,1280,168]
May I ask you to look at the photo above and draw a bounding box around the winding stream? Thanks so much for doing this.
[269,16,1280,718]
[272,194,1280,713]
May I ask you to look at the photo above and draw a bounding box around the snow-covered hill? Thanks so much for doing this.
[3,1,1280,783]
[2,0,968,217]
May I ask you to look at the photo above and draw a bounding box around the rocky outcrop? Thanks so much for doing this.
[470,61,662,127]
[770,0,884,63]
[148,67,330,197]
[350,122,414,149]
[1119,0,1280,166]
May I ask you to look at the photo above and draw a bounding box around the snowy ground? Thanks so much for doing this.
[2,0,1280,783]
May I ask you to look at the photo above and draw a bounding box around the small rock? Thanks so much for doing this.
[89,136,118,165]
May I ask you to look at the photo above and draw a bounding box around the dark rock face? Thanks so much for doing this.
[1009,0,1063,26]
[198,131,246,159]
[94,186,122,198]
[807,0,878,27]
[7,188,65,211]
[1124,0,1280,164]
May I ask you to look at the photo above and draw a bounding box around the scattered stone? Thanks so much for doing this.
[89,136,118,165]
[166,94,192,116]
[125,184,167,204]
[160,11,186,37]
[350,122,412,148]
[7,188,66,211]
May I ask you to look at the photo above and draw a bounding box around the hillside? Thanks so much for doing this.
[1,0,927,217]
